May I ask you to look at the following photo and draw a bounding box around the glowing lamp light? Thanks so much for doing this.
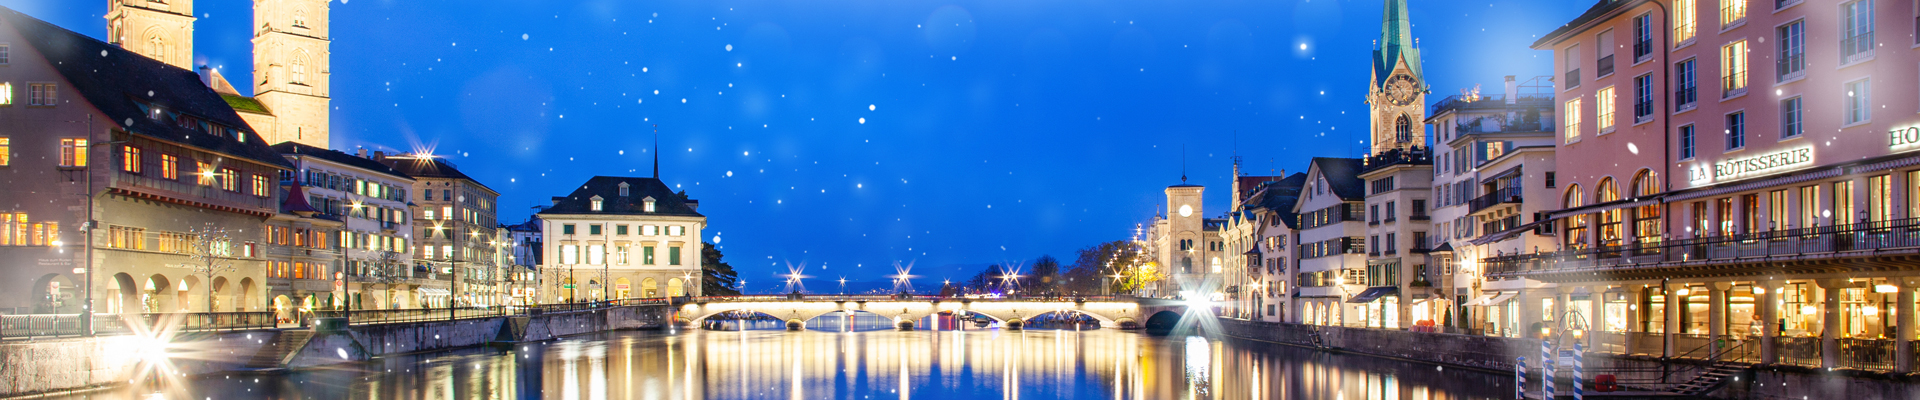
[1800,305,1818,314]
[1753,287,1766,295]
[1873,284,1898,293]
[1862,306,1879,316]
[1674,288,1691,296]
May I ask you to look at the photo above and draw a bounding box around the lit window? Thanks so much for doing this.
[1596,86,1616,133]
[0,82,11,105]
[588,244,605,265]
[252,174,270,197]
[1720,40,1747,97]
[643,225,657,236]
[424,209,435,220]
[424,246,436,260]
[0,137,9,166]
[121,145,141,174]
[590,196,603,211]
[560,244,578,264]
[1564,98,1583,143]
[27,83,54,106]
[1720,0,1745,27]
[59,138,87,167]
[1673,0,1697,44]
[160,154,176,180]
[441,206,452,219]
[669,225,682,236]
[643,198,656,212]
[196,162,216,186]
[220,168,238,191]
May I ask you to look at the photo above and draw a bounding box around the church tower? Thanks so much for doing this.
[106,0,197,70]
[1367,0,1427,155]
[251,0,332,148]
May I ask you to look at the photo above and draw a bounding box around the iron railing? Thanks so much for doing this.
[1483,218,1920,276]
[2,312,275,340]
[1468,187,1523,214]
[1775,336,1822,367]
[1838,338,1895,371]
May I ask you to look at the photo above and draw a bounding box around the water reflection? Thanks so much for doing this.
[59,329,1513,399]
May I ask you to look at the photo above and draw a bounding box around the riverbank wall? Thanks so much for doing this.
[289,305,670,368]
[1215,318,1920,399]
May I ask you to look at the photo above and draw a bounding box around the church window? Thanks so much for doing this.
[144,30,166,61]
[292,10,308,28]
[290,51,309,85]
[1394,115,1412,145]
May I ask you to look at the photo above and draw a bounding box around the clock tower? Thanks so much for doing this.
[1368,0,1426,156]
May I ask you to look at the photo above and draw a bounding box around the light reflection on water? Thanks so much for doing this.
[62,329,1512,399]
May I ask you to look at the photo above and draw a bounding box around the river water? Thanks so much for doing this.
[68,327,1515,399]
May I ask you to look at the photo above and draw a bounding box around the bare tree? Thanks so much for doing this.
[184,225,238,313]
[367,250,408,309]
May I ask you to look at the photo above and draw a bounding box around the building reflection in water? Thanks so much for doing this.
[59,328,1513,400]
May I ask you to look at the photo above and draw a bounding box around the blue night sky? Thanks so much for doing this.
[13,0,1589,291]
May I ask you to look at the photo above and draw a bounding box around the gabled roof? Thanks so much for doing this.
[539,176,703,218]
[273,142,413,181]
[1532,0,1647,49]
[1248,173,1308,229]
[0,7,291,169]
[1310,157,1366,201]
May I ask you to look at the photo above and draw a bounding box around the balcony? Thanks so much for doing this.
[1480,215,1522,236]
[1482,218,1920,278]
[1467,187,1523,214]
[1359,147,1432,173]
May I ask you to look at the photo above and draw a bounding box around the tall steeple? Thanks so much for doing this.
[652,124,660,179]
[1373,0,1422,87]
[252,0,333,148]
[1367,0,1428,156]
[107,0,196,70]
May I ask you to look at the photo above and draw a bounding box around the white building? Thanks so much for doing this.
[539,176,704,302]
[274,144,417,309]
[1292,157,1367,326]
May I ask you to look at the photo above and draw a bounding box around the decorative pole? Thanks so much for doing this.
[1573,342,1585,400]
[1542,338,1555,400]
[1515,356,1526,400]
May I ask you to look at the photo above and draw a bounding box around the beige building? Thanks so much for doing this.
[539,176,704,302]
[106,0,194,70]
[379,154,500,308]
[121,0,335,149]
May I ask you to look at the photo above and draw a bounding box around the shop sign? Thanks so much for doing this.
[1687,147,1813,185]
[1892,126,1920,149]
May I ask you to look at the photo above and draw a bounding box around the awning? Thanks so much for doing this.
[1463,293,1497,306]
[416,287,450,296]
[1346,286,1400,303]
[1543,196,1663,220]
[1469,220,1549,245]
[1486,291,1520,306]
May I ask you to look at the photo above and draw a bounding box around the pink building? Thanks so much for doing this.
[1511,0,1920,374]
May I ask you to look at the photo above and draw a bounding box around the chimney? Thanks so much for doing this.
[1504,75,1519,104]
[685,199,700,212]
[373,150,386,160]
[357,148,369,158]
[551,196,566,206]
[198,66,213,87]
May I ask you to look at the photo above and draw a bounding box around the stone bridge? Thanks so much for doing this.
[675,296,1188,330]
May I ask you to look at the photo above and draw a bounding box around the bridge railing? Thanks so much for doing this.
[685,294,1137,303]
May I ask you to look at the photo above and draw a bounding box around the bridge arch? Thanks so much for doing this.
[679,298,1152,330]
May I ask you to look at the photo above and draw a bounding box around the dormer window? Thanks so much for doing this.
[642,196,656,212]
[590,195,604,211]
[618,182,630,197]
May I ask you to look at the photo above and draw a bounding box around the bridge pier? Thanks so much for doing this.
[1005,319,1023,331]
[896,320,914,331]
[785,319,805,331]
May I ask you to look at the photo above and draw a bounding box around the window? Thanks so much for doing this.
[1716,197,1735,236]
[1721,0,1746,27]
[1632,171,1663,245]
[643,199,656,212]
[1781,97,1802,138]
[1634,74,1655,122]
[1834,180,1855,225]
[669,246,682,265]
[1769,189,1789,230]
[562,224,575,235]
[1395,115,1412,144]
[1777,20,1805,82]
[290,52,308,85]
[1674,59,1697,111]
[589,224,602,235]
[0,137,7,166]
[219,168,238,191]
[160,154,176,180]
[441,206,452,219]
[559,244,577,264]
[1597,178,1622,246]
[251,174,270,197]
[669,225,683,236]
[27,83,54,106]
[423,209,435,220]
[1726,111,1745,150]
[108,226,145,250]
[644,225,657,236]
[1597,86,1616,132]
[1632,13,1654,62]
[1845,79,1871,125]
[0,44,8,65]
[1679,125,1697,159]
[1799,185,1820,228]
[1596,29,1616,77]
[424,189,434,201]
[615,245,629,265]
[1674,0,1698,44]
[1564,44,1582,89]
[1721,40,1747,97]
[0,82,11,106]
[1868,175,1891,223]
[1564,98,1583,143]
[588,244,605,265]
[59,138,87,167]
[114,145,139,174]
[643,246,656,265]
[590,197,603,211]
[292,9,307,28]
[616,225,629,235]
[1840,0,1875,64]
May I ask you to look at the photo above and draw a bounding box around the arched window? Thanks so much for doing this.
[292,9,308,28]
[1395,115,1413,145]
[290,50,309,85]
[1630,170,1663,247]
[144,30,167,61]
[1564,184,1587,250]
[1596,178,1622,247]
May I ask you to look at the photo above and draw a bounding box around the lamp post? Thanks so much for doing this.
[75,116,127,334]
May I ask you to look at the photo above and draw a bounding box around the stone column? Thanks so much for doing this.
[1590,285,1608,332]
[1708,282,1730,360]
[1665,281,1681,358]
[1628,285,1646,332]
[1521,290,1544,338]
[1820,279,1843,369]
[1760,280,1781,365]
[1897,277,1917,373]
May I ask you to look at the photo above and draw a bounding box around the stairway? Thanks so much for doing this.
[1667,361,1745,397]
[244,330,315,369]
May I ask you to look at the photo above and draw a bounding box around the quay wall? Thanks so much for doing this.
[1216,318,1920,399]
[290,305,670,368]
[0,330,271,399]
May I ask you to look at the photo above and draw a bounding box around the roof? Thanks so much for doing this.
[377,155,497,194]
[505,216,543,233]
[1532,0,1647,49]
[222,94,272,115]
[1373,0,1424,86]
[0,7,291,169]
[538,176,704,218]
[1310,157,1367,201]
[273,142,414,181]
[282,182,319,214]
[1247,173,1308,229]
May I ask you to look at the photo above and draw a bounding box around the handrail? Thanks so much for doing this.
[1483,217,1920,276]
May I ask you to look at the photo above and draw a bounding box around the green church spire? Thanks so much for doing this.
[1373,0,1423,87]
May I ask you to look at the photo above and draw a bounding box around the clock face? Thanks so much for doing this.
[1178,204,1193,217]
[1386,74,1419,106]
